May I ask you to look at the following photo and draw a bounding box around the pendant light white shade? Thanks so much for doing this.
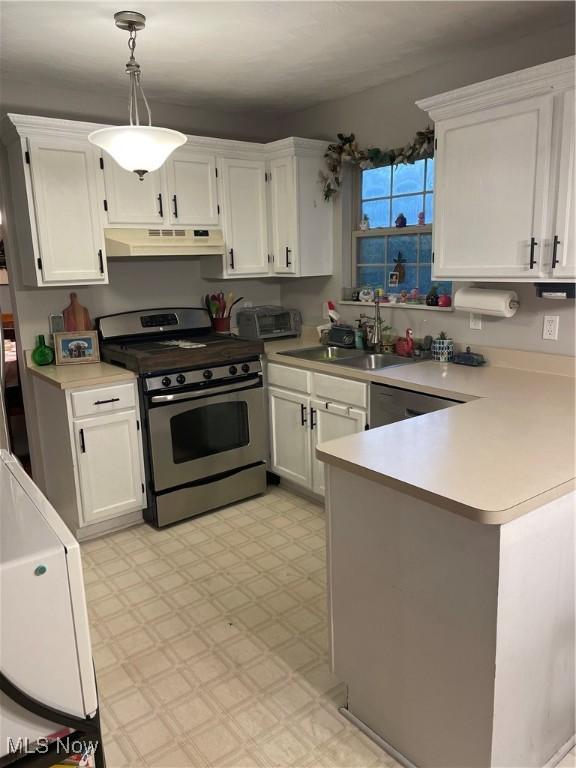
[88,125,186,177]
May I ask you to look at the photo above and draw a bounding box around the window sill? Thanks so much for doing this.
[353,225,433,237]
[339,301,453,312]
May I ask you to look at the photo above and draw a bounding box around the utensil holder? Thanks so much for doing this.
[212,317,231,333]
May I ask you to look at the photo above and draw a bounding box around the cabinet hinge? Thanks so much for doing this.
[217,204,220,214]
[434,138,437,150]
[36,257,42,271]
[432,251,435,263]
[136,420,140,431]
[215,167,218,178]
[103,199,108,212]
[141,483,145,494]
[99,157,104,170]
[25,150,30,165]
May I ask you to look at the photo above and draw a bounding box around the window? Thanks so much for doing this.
[354,157,451,301]
[361,157,434,228]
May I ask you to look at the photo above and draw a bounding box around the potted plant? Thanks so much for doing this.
[431,331,454,362]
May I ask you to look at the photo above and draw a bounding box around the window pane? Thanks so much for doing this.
[356,266,386,288]
[387,263,417,294]
[362,199,390,229]
[362,166,391,200]
[392,160,425,195]
[424,193,434,224]
[425,158,435,191]
[391,195,423,226]
[420,233,433,263]
[388,235,418,264]
[357,237,385,264]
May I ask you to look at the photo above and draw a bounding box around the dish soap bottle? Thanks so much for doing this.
[32,334,54,366]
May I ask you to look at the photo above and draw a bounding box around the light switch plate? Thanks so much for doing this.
[543,315,559,340]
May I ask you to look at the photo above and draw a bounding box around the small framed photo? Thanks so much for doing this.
[54,331,100,365]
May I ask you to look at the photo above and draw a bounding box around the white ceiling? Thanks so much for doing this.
[1,1,573,113]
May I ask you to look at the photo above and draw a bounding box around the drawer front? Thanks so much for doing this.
[267,363,311,394]
[71,383,136,418]
[313,373,367,408]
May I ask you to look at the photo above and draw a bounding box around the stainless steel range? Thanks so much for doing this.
[97,308,267,527]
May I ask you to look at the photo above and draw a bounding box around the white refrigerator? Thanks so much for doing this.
[0,316,103,766]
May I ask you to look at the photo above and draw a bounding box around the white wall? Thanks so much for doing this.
[278,24,576,357]
[1,78,279,143]
[13,260,282,350]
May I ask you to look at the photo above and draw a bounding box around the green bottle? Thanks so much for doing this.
[32,334,54,366]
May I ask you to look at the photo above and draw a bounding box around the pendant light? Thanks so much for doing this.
[88,11,186,180]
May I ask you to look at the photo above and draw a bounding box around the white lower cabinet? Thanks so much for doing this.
[269,387,311,487]
[267,364,367,496]
[74,410,144,525]
[31,375,146,538]
[310,400,366,496]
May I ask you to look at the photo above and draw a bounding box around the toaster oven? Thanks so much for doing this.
[237,306,302,340]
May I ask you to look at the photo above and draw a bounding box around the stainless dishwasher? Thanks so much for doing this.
[369,383,462,427]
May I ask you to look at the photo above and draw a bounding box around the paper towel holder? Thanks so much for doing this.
[454,287,520,318]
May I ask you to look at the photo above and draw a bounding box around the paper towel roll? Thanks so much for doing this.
[454,287,519,317]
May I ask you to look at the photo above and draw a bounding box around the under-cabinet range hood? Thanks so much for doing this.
[105,228,225,258]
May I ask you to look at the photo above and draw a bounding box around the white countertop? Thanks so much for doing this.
[26,352,136,390]
[265,336,576,524]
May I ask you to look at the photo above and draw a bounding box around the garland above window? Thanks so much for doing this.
[320,127,434,201]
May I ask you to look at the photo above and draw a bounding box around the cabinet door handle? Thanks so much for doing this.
[157,193,164,218]
[98,249,104,274]
[552,235,560,269]
[229,248,235,269]
[300,403,307,427]
[172,195,178,218]
[93,397,120,405]
[529,237,538,269]
[79,428,86,453]
[286,246,292,267]
[310,407,316,430]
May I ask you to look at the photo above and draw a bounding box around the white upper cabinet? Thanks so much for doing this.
[269,156,296,274]
[433,95,553,279]
[218,156,269,276]
[552,88,575,278]
[102,157,165,225]
[417,56,575,282]
[26,136,107,285]
[166,147,219,226]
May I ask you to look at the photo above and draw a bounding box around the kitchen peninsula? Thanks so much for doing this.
[315,360,575,768]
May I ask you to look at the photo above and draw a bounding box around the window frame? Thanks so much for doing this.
[350,159,451,302]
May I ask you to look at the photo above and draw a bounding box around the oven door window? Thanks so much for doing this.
[170,401,249,464]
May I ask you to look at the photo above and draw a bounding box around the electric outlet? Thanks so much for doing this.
[469,313,482,330]
[543,315,559,340]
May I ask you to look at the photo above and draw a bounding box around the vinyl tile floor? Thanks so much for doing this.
[81,487,399,768]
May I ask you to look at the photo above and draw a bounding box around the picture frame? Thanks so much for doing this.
[54,331,100,365]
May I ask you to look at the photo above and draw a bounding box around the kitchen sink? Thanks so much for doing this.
[278,346,365,363]
[277,346,419,370]
[333,353,416,370]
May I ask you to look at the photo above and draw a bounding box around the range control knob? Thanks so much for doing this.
[176,374,186,385]
[161,376,172,388]
[241,363,250,374]
[203,369,213,380]
[229,365,238,376]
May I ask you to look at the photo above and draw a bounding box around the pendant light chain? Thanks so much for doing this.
[126,25,152,128]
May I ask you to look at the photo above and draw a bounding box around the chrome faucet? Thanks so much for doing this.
[369,300,383,352]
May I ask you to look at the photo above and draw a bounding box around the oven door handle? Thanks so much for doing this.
[149,377,262,403]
